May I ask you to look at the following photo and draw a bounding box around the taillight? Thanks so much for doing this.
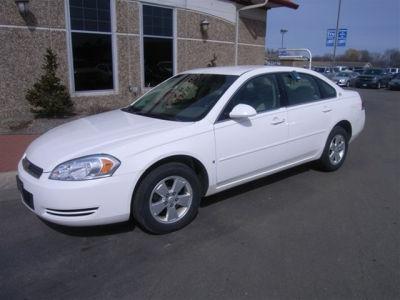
[360,97,365,110]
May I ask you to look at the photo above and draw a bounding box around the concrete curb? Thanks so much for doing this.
[0,171,17,192]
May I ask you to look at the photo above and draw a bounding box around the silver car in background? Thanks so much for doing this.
[332,71,359,87]
[313,66,338,80]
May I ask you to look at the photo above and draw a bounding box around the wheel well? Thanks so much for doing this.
[134,155,209,197]
[335,120,352,138]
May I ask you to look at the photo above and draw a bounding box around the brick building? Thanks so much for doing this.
[0,0,298,123]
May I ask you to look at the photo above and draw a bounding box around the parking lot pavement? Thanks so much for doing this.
[0,88,399,300]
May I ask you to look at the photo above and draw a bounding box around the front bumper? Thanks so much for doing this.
[355,81,379,88]
[17,160,139,226]
[389,83,400,90]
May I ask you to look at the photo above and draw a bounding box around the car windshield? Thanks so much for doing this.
[122,74,238,122]
[314,67,326,72]
[337,72,350,77]
[363,69,383,75]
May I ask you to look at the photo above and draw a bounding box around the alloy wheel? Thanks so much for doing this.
[149,176,193,224]
[329,134,346,165]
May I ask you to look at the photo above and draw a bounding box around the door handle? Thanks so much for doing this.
[271,117,285,125]
[322,107,332,113]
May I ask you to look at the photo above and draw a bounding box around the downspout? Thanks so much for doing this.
[235,0,270,65]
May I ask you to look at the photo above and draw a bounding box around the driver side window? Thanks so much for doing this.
[218,74,281,121]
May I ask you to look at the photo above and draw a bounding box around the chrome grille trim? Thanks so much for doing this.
[22,157,43,178]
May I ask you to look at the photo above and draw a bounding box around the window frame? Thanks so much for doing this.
[314,76,337,100]
[65,0,119,96]
[216,73,284,123]
[278,72,336,107]
[140,3,177,91]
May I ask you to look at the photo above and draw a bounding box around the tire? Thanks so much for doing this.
[346,81,350,87]
[318,126,349,172]
[377,82,381,89]
[132,162,201,234]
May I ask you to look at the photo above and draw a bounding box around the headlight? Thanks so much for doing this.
[49,154,120,181]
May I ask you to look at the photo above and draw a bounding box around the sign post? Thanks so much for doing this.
[326,29,348,47]
[333,0,342,65]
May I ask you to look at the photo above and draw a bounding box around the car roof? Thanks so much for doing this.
[181,65,314,76]
[181,65,263,75]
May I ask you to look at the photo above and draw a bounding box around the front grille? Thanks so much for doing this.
[358,76,373,82]
[22,157,43,178]
[45,207,99,217]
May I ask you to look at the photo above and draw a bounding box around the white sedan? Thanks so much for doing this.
[17,66,365,234]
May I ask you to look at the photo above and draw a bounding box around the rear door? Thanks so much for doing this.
[279,72,337,162]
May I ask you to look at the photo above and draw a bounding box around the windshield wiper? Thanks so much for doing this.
[121,107,183,121]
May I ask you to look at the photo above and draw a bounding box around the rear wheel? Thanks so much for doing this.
[318,126,349,171]
[132,162,201,234]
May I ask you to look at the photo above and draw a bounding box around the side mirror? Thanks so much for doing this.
[229,104,257,119]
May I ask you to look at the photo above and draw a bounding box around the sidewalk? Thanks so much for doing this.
[0,135,38,190]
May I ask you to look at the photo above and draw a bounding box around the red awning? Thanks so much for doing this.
[233,0,299,10]
[269,0,299,9]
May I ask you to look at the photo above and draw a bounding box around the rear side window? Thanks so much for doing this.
[280,72,321,106]
[316,78,337,99]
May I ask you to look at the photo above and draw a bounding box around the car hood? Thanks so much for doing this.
[25,109,192,171]
[358,75,378,79]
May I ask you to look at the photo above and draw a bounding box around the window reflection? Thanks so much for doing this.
[71,33,113,91]
[69,0,114,92]
[144,37,173,87]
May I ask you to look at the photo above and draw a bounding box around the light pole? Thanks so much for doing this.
[332,0,342,65]
[280,29,288,49]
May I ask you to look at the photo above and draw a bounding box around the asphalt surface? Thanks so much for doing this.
[1,88,399,300]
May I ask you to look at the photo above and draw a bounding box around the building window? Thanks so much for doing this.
[142,5,174,87]
[68,0,115,92]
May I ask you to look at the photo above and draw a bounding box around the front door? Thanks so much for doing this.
[214,73,289,186]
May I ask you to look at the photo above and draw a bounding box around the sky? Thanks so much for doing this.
[266,0,400,55]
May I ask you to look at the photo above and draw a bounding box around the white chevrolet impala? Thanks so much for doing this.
[18,66,365,233]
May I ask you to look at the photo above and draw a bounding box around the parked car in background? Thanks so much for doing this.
[332,71,359,87]
[386,68,399,75]
[17,66,365,234]
[313,66,337,80]
[355,68,391,89]
[335,66,349,72]
[388,73,400,90]
[353,67,365,75]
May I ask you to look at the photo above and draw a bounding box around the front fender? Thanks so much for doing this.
[118,130,217,195]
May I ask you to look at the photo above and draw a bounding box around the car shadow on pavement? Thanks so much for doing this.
[201,163,314,208]
[41,163,315,237]
[41,219,136,237]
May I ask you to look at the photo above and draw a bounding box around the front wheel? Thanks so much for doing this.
[132,162,201,234]
[318,126,349,171]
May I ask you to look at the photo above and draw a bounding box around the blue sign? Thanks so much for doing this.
[337,29,347,46]
[326,28,347,47]
[326,29,336,47]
